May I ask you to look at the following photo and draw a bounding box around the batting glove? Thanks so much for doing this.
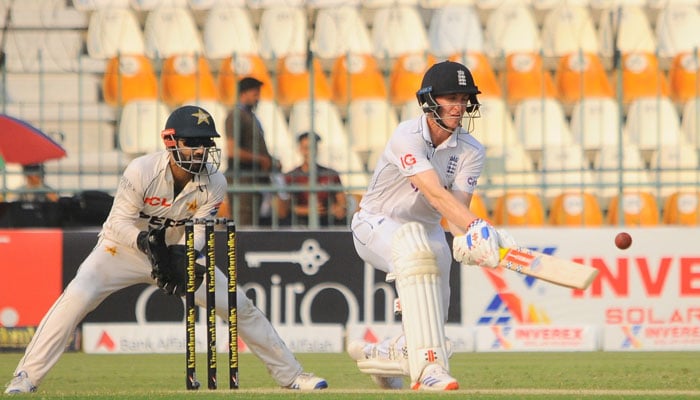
[453,219,502,268]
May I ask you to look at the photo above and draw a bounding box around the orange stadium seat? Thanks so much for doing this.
[217,54,274,105]
[492,192,545,226]
[549,192,604,226]
[331,53,387,107]
[663,191,700,225]
[669,51,700,105]
[607,191,660,226]
[449,52,501,99]
[555,52,613,105]
[276,55,332,108]
[102,54,158,107]
[160,54,217,107]
[504,52,558,105]
[620,52,670,105]
[389,53,436,106]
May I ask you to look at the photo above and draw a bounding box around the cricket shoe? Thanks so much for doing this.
[4,371,37,394]
[347,340,404,390]
[412,363,459,391]
[286,372,328,390]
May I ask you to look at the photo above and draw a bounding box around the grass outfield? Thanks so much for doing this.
[1,352,699,399]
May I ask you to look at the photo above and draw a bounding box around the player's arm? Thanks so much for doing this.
[102,160,150,248]
[408,170,478,232]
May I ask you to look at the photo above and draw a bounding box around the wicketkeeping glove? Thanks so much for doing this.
[150,245,205,297]
[137,227,169,269]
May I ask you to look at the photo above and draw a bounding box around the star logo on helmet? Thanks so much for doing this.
[191,109,211,125]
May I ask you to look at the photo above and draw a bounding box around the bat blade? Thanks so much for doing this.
[498,247,598,290]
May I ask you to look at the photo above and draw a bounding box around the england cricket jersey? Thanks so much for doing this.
[100,151,227,251]
[359,114,485,225]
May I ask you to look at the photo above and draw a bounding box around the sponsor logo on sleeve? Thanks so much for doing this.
[400,154,416,170]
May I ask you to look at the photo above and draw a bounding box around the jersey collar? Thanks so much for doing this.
[420,114,459,150]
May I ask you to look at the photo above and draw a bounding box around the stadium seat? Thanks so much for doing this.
[598,5,656,58]
[483,1,541,58]
[331,54,387,107]
[448,52,501,99]
[569,97,622,163]
[86,7,145,59]
[10,0,86,29]
[606,191,660,226]
[540,3,599,58]
[513,98,573,158]
[620,52,670,105]
[276,55,333,107]
[132,0,188,11]
[103,54,158,107]
[143,6,202,59]
[669,51,700,105]
[217,54,275,105]
[72,0,130,11]
[504,52,558,106]
[257,5,307,60]
[118,99,170,155]
[371,4,428,59]
[482,144,539,199]
[399,101,424,122]
[4,30,84,73]
[624,96,682,157]
[681,96,700,148]
[427,3,483,58]
[649,144,700,197]
[555,52,613,105]
[655,3,700,60]
[202,4,259,60]
[160,54,218,107]
[389,53,435,106]
[312,5,373,61]
[470,97,518,150]
[594,143,654,200]
[492,191,546,226]
[549,192,604,226]
[663,191,700,225]
[538,144,597,200]
[346,99,399,171]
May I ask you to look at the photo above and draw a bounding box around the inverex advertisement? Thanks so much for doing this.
[1,227,698,352]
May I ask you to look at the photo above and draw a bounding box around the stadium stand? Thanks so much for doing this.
[1,0,699,227]
[492,191,546,226]
[549,192,604,227]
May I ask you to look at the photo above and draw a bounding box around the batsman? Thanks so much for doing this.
[348,61,517,390]
[5,106,327,394]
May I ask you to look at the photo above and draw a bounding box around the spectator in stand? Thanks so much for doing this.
[224,77,281,226]
[283,132,347,226]
[12,164,59,203]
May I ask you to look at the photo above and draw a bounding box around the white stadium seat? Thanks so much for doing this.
[86,7,145,59]
[371,5,428,59]
[144,6,202,59]
[203,5,259,59]
[427,4,483,57]
[118,100,170,155]
[257,5,308,60]
[312,6,373,61]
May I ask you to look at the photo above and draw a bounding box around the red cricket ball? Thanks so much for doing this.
[615,232,632,250]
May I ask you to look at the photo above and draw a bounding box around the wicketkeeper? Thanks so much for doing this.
[5,106,327,394]
[348,61,517,390]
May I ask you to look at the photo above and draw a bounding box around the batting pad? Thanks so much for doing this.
[391,222,449,382]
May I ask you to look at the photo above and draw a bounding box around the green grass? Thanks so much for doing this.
[1,352,699,399]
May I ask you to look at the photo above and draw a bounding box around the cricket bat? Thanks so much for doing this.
[498,247,598,290]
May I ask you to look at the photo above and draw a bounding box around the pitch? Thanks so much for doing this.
[1,351,698,398]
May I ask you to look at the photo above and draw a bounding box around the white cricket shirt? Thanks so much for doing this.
[100,151,227,251]
[358,114,485,226]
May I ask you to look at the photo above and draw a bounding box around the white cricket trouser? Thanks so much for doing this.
[13,237,302,387]
[350,211,453,320]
